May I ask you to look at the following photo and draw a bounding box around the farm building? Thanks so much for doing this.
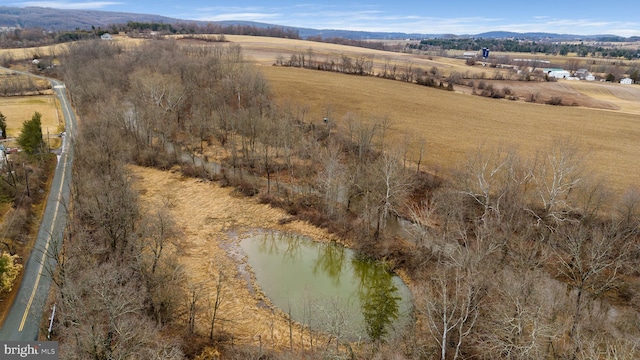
[620,78,633,85]
[543,68,571,79]
[101,33,113,40]
[585,74,596,81]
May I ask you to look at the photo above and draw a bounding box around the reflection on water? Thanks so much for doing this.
[353,254,402,340]
[314,240,346,286]
[240,231,412,341]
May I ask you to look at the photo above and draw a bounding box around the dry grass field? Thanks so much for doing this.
[198,35,640,194]
[257,65,640,193]
[0,95,63,145]
[213,35,498,79]
[0,43,68,62]
[0,33,142,63]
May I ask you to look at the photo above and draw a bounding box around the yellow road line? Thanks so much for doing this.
[18,149,68,331]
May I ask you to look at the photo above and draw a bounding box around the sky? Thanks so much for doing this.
[9,1,640,37]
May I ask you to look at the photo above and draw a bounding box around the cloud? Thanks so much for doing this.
[14,1,121,10]
[194,13,281,22]
[188,4,639,37]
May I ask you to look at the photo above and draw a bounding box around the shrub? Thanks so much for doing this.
[491,90,505,99]
[134,147,176,169]
[0,252,22,294]
[231,178,260,197]
[546,97,563,106]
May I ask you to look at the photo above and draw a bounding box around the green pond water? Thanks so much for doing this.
[240,231,413,341]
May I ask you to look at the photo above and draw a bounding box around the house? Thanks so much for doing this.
[100,33,113,40]
[620,78,633,85]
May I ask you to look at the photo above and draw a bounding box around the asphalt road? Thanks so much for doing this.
[0,77,75,340]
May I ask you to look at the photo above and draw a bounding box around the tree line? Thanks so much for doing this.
[411,38,640,59]
[52,38,640,359]
[306,35,404,52]
[0,22,299,49]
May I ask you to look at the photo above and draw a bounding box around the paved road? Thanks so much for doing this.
[0,77,75,340]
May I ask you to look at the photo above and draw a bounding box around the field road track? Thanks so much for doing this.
[0,75,75,340]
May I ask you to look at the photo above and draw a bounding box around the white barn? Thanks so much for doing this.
[620,78,633,85]
[544,68,571,79]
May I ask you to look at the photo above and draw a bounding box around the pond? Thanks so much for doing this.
[240,230,413,341]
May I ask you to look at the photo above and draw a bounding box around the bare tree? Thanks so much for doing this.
[457,146,531,226]
[422,266,480,360]
[316,140,347,215]
[529,139,584,225]
[373,151,414,238]
[554,224,627,340]
[480,270,561,359]
[208,267,226,340]
[186,282,205,335]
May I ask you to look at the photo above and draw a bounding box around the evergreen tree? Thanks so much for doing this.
[17,112,44,155]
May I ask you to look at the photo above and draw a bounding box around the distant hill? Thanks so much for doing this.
[471,31,619,41]
[0,6,180,30]
[0,6,633,42]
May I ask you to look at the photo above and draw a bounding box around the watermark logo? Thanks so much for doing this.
[1,342,58,359]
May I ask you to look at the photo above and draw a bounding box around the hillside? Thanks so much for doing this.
[0,6,179,30]
[0,6,631,41]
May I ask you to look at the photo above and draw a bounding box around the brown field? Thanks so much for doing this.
[0,43,68,62]
[217,35,499,79]
[0,33,142,63]
[256,65,640,192]
[0,95,63,144]
[201,35,640,193]
[0,70,52,93]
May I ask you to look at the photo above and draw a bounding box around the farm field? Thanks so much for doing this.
[0,95,62,139]
[2,34,639,193]
[258,65,640,193]
[184,35,639,193]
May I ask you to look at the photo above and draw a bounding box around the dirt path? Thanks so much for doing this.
[131,165,338,351]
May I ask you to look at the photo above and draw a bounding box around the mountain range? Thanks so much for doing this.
[0,6,635,42]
